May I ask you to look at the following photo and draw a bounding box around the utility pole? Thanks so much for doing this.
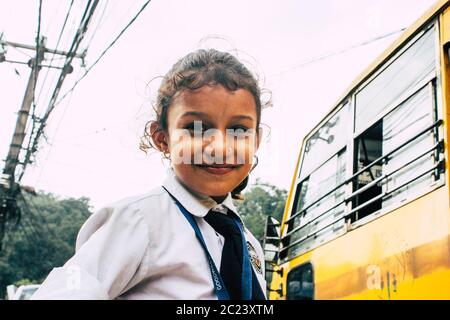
[0,36,86,250]
[3,37,46,189]
[0,1,103,251]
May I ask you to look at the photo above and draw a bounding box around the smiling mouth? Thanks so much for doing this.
[194,164,240,175]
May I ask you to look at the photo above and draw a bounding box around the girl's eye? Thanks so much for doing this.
[231,125,250,132]
[184,123,208,133]
[230,126,253,140]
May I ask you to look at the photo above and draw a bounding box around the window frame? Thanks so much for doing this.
[286,262,315,300]
[353,22,438,137]
[350,81,445,229]
[281,147,347,261]
[349,20,445,227]
[282,19,446,262]
[297,102,350,182]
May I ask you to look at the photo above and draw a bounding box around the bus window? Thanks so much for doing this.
[351,86,440,223]
[287,263,314,300]
[381,87,436,207]
[282,21,444,262]
[282,149,346,260]
[299,104,349,180]
[349,22,442,223]
[352,121,383,221]
[354,25,436,133]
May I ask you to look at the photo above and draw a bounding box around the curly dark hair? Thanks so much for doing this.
[140,49,269,199]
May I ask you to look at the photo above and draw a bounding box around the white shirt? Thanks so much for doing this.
[31,168,266,300]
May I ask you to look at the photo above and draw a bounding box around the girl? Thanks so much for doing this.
[32,49,268,300]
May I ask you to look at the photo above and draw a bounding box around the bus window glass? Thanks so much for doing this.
[297,150,346,214]
[355,27,435,133]
[352,85,437,220]
[287,263,314,300]
[382,86,435,208]
[286,150,346,258]
[299,104,349,180]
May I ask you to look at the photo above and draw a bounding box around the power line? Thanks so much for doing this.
[18,0,100,183]
[31,0,43,117]
[18,0,44,190]
[84,0,109,50]
[29,0,76,174]
[17,0,152,184]
[35,70,78,187]
[36,0,75,106]
[53,118,134,142]
[9,45,33,58]
[0,2,99,250]
[43,0,99,117]
[22,0,43,182]
[270,28,406,78]
[54,0,152,107]
[43,0,64,37]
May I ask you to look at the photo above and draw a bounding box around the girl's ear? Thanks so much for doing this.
[150,122,169,153]
[256,127,263,150]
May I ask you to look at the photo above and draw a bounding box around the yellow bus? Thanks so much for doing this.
[263,0,450,300]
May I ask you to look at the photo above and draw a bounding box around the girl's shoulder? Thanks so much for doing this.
[106,185,168,213]
[75,186,170,250]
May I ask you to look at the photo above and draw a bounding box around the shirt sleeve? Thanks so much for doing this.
[31,201,150,300]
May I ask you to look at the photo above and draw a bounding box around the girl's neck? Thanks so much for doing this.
[173,173,228,204]
[211,194,227,204]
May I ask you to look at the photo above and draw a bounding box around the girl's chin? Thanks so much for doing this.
[195,184,233,197]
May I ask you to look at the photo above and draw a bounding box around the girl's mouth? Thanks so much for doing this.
[194,164,240,175]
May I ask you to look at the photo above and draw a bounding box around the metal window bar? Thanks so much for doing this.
[282,140,443,244]
[350,119,442,181]
[299,78,434,184]
[264,249,279,253]
[283,198,345,240]
[286,118,442,226]
[285,182,346,224]
[346,159,444,217]
[345,139,443,202]
[280,159,444,254]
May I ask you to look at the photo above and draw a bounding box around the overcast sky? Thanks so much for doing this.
[0,0,435,210]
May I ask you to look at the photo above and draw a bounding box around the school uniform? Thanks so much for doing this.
[31,168,266,300]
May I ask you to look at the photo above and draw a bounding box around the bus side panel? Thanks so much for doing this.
[282,187,450,300]
[441,6,450,205]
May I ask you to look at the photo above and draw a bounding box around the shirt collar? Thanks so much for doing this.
[162,168,239,219]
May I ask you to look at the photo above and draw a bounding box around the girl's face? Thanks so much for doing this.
[164,85,260,201]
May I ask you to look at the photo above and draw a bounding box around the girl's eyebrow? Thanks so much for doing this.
[179,111,211,120]
[179,112,255,122]
[230,115,255,122]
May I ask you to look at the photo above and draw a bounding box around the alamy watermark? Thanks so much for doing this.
[169,121,259,165]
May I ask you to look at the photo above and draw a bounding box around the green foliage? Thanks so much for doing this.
[234,179,287,244]
[14,278,34,287]
[0,191,91,299]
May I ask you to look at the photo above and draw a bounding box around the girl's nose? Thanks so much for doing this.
[203,131,234,163]
[204,131,224,153]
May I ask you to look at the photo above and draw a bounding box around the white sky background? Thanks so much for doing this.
[0,0,435,210]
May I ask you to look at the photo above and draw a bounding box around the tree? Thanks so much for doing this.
[233,179,287,244]
[0,191,91,299]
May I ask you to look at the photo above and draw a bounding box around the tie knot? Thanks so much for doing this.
[204,210,241,237]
